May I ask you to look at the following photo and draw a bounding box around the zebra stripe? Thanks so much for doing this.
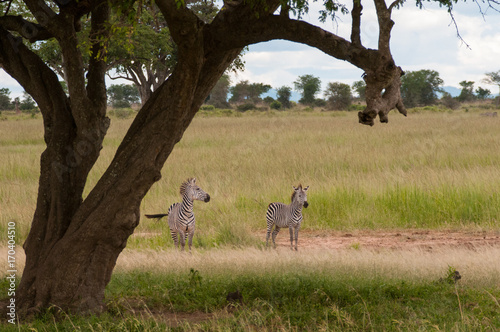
[266,184,309,251]
[146,178,210,252]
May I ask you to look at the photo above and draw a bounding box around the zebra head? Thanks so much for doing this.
[292,184,309,208]
[180,177,211,202]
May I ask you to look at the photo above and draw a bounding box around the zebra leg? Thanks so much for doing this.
[294,227,299,251]
[266,223,273,248]
[187,231,194,253]
[171,230,179,249]
[289,227,294,251]
[271,226,280,249]
[179,231,186,251]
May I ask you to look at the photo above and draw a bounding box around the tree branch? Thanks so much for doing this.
[388,0,404,13]
[0,15,53,42]
[0,26,66,119]
[209,13,375,71]
[86,0,110,112]
[351,0,362,47]
[372,0,393,54]
[155,0,204,47]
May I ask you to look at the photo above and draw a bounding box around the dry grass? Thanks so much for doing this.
[111,246,500,288]
[4,243,497,286]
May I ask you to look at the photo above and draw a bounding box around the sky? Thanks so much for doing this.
[228,1,500,97]
[1,1,499,99]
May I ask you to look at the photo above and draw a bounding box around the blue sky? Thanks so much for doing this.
[1,1,499,99]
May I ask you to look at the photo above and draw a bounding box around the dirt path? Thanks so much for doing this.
[261,229,500,250]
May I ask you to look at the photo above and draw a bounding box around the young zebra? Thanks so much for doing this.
[145,178,210,252]
[266,184,309,251]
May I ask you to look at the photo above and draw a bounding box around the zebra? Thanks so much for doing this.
[266,184,309,251]
[145,177,210,252]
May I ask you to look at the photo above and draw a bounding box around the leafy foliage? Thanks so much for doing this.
[108,84,140,108]
[324,81,352,110]
[276,86,293,109]
[401,70,443,108]
[0,88,11,110]
[294,75,322,105]
[457,80,475,102]
[475,87,491,100]
[207,74,231,108]
[230,81,271,104]
[352,80,366,100]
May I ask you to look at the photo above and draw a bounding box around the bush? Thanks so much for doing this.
[263,96,275,104]
[348,104,365,111]
[237,103,257,112]
[314,98,327,107]
[113,100,131,109]
[440,93,460,110]
[110,108,135,119]
[200,104,216,111]
[270,100,282,110]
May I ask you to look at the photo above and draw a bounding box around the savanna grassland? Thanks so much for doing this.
[1,106,500,331]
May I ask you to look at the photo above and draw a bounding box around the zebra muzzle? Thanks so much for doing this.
[303,201,309,208]
[204,195,211,203]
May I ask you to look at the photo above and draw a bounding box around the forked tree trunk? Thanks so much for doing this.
[15,44,242,318]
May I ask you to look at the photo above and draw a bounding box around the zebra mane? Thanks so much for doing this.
[291,184,302,202]
[180,178,195,196]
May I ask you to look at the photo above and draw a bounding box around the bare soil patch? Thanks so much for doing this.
[261,229,500,250]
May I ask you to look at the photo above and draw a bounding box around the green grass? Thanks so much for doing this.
[3,259,500,331]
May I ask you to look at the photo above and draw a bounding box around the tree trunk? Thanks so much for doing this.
[13,35,242,319]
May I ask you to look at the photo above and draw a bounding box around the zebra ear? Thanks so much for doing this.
[191,177,196,184]
[303,186,309,191]
[293,186,298,191]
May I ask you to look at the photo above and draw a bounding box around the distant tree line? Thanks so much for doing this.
[0,89,37,112]
[1,70,499,112]
[201,69,500,112]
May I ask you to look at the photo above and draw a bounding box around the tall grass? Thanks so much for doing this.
[1,109,500,247]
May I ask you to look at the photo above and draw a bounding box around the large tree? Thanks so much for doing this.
[324,81,353,110]
[229,80,272,104]
[400,69,443,108]
[458,80,476,102]
[483,70,500,106]
[294,74,322,105]
[0,0,494,318]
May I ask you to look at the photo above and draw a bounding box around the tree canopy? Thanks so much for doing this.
[400,69,443,108]
[294,74,322,105]
[0,0,497,319]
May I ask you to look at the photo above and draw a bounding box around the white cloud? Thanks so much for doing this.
[234,2,500,93]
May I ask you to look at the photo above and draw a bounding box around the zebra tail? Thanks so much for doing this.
[145,213,168,219]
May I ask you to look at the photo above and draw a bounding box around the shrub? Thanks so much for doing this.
[440,93,460,110]
[270,100,282,110]
[110,108,135,119]
[200,104,216,111]
[113,100,131,109]
[237,103,257,112]
[263,96,275,104]
[348,104,365,111]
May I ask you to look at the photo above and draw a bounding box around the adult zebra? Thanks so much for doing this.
[145,178,210,252]
[266,184,309,251]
